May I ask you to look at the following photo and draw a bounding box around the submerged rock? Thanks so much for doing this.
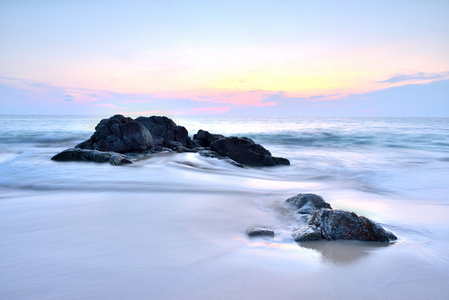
[286,193,332,215]
[285,193,397,242]
[210,136,290,167]
[51,148,132,166]
[247,226,275,238]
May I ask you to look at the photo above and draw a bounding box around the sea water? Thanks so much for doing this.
[1,115,449,299]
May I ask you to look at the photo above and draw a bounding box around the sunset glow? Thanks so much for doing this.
[1,0,448,116]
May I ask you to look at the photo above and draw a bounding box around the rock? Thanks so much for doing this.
[108,154,133,166]
[292,226,322,242]
[293,208,397,242]
[76,115,155,153]
[193,130,225,147]
[210,136,290,167]
[51,148,132,166]
[285,193,332,215]
[136,116,191,147]
[53,114,291,168]
[247,226,275,238]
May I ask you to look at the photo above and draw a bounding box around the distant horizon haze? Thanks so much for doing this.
[1,0,448,117]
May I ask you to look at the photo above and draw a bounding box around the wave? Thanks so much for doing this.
[241,131,449,153]
[0,134,89,146]
[246,132,374,148]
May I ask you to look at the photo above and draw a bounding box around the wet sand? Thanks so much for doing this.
[1,188,448,299]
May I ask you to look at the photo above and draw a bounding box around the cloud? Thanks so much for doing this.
[124,110,165,116]
[93,103,127,110]
[378,71,449,84]
[2,74,447,117]
[300,93,344,102]
[154,89,278,107]
[186,106,232,114]
[61,94,74,101]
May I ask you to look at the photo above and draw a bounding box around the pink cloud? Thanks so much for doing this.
[93,103,127,109]
[154,89,277,107]
[123,110,165,116]
[186,106,232,114]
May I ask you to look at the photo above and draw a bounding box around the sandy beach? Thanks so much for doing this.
[1,184,448,299]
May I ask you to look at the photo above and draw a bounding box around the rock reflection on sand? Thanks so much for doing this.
[298,240,391,265]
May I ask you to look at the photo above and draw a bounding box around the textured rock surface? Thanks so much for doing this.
[210,136,290,167]
[292,226,322,242]
[136,116,191,147]
[310,209,397,241]
[286,193,332,215]
[51,148,132,166]
[193,130,225,147]
[293,208,397,242]
[76,115,155,153]
[285,193,397,242]
[247,227,275,237]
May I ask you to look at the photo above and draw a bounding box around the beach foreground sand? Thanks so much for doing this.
[1,188,448,299]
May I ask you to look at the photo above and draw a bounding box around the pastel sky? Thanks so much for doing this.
[1,0,448,117]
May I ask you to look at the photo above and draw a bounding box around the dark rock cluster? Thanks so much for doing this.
[52,114,290,167]
[286,193,397,242]
[246,193,397,243]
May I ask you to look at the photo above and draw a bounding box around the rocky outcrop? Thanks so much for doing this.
[285,193,397,242]
[53,114,290,167]
[75,115,155,153]
[210,136,290,167]
[51,148,132,166]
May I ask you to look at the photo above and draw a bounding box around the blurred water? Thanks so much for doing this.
[1,115,448,199]
[1,115,449,299]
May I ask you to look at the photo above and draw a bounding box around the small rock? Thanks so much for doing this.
[247,227,275,238]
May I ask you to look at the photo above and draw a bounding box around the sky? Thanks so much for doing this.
[0,0,448,117]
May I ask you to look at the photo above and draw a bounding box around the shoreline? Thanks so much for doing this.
[1,188,448,299]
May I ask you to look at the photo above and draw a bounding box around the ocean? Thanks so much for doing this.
[1,115,449,299]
